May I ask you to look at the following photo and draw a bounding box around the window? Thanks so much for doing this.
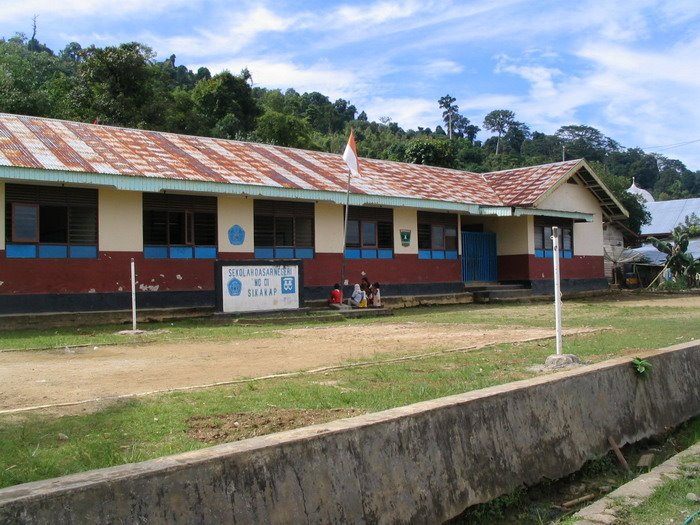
[417,212,458,260]
[5,184,97,258]
[254,200,314,259]
[143,193,217,259]
[344,206,393,259]
[534,218,573,259]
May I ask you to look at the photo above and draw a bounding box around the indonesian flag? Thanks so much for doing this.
[342,128,360,177]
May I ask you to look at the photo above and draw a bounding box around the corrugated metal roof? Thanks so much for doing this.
[0,113,626,219]
[0,113,501,206]
[630,239,700,265]
[641,198,700,236]
[483,160,582,205]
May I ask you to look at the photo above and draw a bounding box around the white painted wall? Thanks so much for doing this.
[393,208,417,254]
[315,201,345,253]
[540,181,604,256]
[98,189,142,251]
[218,196,254,252]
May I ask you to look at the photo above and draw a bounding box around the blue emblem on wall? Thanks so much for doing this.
[228,225,245,246]
[227,278,242,296]
[281,276,296,294]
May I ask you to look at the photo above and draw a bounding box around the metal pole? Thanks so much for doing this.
[340,169,352,300]
[130,258,137,331]
[551,227,562,355]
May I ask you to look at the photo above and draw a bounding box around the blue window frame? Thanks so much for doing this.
[5,184,98,259]
[344,206,393,259]
[534,218,573,259]
[143,193,217,259]
[417,212,458,260]
[254,200,314,259]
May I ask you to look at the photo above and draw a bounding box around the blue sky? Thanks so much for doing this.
[2,0,700,170]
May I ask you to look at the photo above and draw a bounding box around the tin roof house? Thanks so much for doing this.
[0,113,627,314]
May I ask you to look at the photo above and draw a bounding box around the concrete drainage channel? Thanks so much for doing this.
[0,342,698,524]
[572,442,700,524]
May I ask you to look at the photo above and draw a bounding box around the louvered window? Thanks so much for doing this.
[253,200,314,259]
[534,218,573,259]
[417,211,458,260]
[344,206,393,259]
[143,193,217,259]
[5,184,97,259]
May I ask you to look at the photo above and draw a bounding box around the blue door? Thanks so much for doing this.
[461,232,497,282]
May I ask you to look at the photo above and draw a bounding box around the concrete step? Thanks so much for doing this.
[472,288,544,304]
[463,282,526,292]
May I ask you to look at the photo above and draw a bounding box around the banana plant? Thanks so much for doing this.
[647,228,697,288]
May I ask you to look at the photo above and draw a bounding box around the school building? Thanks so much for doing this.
[0,113,628,314]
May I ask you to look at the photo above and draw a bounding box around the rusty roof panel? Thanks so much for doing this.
[483,160,582,205]
[0,114,585,209]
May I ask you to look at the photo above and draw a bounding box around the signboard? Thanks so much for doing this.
[216,260,303,313]
[400,229,411,246]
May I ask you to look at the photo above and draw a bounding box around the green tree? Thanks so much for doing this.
[191,70,260,135]
[590,161,651,242]
[254,110,314,148]
[70,42,167,127]
[0,36,71,117]
[555,125,619,161]
[438,94,458,139]
[521,131,562,161]
[483,109,515,155]
[501,121,530,154]
[404,138,456,167]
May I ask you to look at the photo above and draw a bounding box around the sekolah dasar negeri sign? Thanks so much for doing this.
[215,260,304,313]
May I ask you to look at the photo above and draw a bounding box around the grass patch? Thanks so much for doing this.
[0,318,288,351]
[0,294,698,490]
[616,472,700,525]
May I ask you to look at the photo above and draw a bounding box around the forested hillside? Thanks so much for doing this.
[2,33,699,235]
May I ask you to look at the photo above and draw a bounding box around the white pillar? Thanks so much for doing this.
[551,227,563,355]
[131,258,137,331]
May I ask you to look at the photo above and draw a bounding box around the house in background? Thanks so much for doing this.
[627,178,699,239]
[0,113,627,314]
[603,180,700,285]
[640,198,700,239]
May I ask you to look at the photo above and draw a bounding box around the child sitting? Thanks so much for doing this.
[328,283,342,305]
[371,282,381,307]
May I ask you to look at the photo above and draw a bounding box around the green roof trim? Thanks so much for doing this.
[0,165,480,214]
[513,207,594,222]
[478,206,513,217]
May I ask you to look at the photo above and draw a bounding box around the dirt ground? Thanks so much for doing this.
[590,293,700,309]
[0,322,597,413]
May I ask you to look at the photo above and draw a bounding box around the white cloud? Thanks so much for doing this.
[423,59,464,76]
[479,25,700,167]
[329,0,425,26]
[140,5,298,58]
[201,58,361,99]
[361,97,437,130]
[495,55,561,99]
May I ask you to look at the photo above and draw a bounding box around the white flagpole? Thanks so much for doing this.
[340,129,359,300]
[551,227,562,355]
[130,258,137,331]
[340,168,352,296]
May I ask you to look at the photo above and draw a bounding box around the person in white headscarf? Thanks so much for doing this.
[349,283,367,307]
